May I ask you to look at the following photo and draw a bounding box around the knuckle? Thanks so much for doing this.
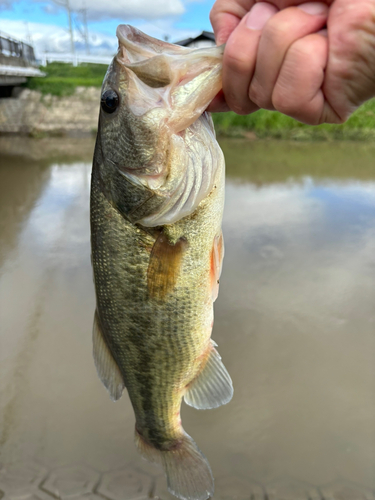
[224,90,253,115]
[272,88,319,125]
[334,30,362,62]
[272,83,305,117]
[288,36,324,67]
[346,0,375,29]
[224,41,250,73]
[333,1,375,56]
[230,102,252,115]
[249,82,268,109]
[272,90,298,116]
[291,39,312,59]
[261,17,290,45]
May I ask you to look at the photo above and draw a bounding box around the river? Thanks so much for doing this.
[0,137,374,499]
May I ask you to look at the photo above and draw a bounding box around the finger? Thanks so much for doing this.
[210,0,256,44]
[324,0,375,122]
[272,32,332,124]
[222,2,279,114]
[207,91,231,113]
[273,31,341,123]
[267,0,333,8]
[249,2,328,110]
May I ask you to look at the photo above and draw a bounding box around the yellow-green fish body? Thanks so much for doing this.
[90,25,232,500]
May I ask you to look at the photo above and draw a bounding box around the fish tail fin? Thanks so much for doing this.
[161,434,214,500]
[134,428,214,500]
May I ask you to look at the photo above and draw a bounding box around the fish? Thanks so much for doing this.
[90,25,233,500]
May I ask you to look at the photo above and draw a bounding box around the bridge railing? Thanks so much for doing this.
[0,32,37,66]
[39,52,113,67]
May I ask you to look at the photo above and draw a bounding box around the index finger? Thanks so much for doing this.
[210,0,256,44]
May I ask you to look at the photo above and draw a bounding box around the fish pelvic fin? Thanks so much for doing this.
[184,340,233,410]
[134,428,214,500]
[93,310,125,401]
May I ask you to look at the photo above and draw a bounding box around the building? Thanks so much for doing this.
[175,31,216,49]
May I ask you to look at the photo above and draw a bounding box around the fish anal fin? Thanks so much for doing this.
[210,231,224,302]
[184,340,233,410]
[147,232,188,299]
[93,310,125,401]
[134,427,213,500]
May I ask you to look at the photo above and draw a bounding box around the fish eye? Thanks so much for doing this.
[101,89,119,114]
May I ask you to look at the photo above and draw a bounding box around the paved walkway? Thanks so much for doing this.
[0,462,374,500]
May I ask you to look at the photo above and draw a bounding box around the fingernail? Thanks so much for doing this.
[298,2,327,15]
[245,2,278,30]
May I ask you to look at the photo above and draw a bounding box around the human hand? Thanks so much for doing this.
[209,0,375,125]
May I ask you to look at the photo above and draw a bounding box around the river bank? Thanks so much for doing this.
[213,98,375,141]
[2,86,375,140]
[0,86,100,136]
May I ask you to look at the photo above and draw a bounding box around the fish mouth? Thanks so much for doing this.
[115,25,224,133]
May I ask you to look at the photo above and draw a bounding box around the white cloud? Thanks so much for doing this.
[224,179,322,233]
[132,20,199,43]
[42,0,185,21]
[1,19,117,54]
[2,18,198,56]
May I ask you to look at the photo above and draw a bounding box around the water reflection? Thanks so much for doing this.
[0,138,374,497]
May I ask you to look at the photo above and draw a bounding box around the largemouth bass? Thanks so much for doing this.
[90,25,232,500]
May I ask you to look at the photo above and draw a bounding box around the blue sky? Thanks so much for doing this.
[0,0,215,56]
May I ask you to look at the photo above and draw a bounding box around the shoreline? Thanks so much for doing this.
[1,85,375,141]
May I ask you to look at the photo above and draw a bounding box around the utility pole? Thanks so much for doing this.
[52,0,75,55]
[82,3,90,55]
[66,0,75,56]
[24,21,33,45]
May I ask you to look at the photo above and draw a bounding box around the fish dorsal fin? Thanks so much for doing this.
[93,310,125,401]
[184,341,233,410]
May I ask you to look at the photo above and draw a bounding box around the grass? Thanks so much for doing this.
[212,98,375,141]
[24,61,375,140]
[25,61,107,97]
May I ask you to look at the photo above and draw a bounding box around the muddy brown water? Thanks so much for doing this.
[0,137,374,499]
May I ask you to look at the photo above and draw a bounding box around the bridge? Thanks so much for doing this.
[0,32,44,95]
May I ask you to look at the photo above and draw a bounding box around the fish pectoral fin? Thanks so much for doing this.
[184,340,233,410]
[93,310,125,401]
[147,232,188,299]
